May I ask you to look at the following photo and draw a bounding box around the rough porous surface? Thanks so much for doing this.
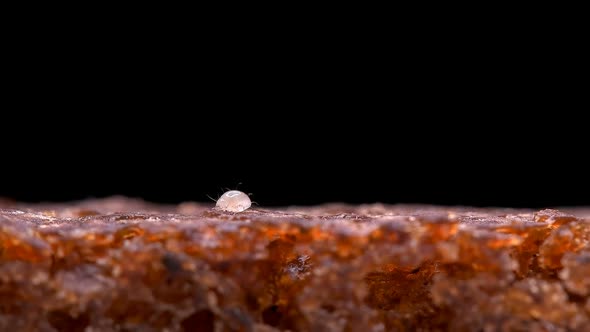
[1,197,589,331]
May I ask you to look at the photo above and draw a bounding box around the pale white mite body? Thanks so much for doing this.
[215,190,251,212]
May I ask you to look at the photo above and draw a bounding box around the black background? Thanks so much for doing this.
[1,44,587,208]
[1,99,587,208]
[4,156,586,207]
[1,0,587,208]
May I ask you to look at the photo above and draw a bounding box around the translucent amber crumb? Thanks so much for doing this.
[0,199,589,331]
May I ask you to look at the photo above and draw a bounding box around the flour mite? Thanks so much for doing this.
[215,190,252,212]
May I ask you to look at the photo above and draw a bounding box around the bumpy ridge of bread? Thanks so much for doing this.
[0,197,589,331]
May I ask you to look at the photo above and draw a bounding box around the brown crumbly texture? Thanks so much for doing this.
[1,197,590,331]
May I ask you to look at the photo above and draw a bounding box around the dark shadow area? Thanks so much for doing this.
[1,85,586,208]
[1,152,587,207]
